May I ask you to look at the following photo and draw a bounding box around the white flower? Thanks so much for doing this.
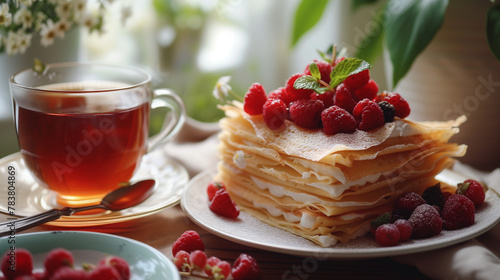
[40,19,57,47]
[56,1,73,19]
[80,12,98,29]
[54,18,72,38]
[19,0,34,7]
[121,5,132,25]
[213,76,232,102]
[5,32,20,55]
[72,0,87,21]
[14,7,33,30]
[0,3,12,27]
[16,31,32,54]
[233,150,248,169]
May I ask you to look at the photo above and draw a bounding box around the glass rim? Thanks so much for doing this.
[10,62,152,93]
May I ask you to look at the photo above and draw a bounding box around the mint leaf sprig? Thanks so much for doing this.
[294,57,372,94]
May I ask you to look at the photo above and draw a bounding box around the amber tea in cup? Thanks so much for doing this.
[10,63,185,206]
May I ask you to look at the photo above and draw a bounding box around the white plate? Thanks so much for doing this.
[0,231,180,279]
[181,168,500,259]
[0,150,188,226]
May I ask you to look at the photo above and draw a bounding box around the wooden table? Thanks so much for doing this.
[4,205,430,279]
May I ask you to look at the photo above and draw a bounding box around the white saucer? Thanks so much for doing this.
[181,168,500,259]
[0,149,189,226]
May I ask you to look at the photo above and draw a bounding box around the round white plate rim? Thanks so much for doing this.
[0,230,180,280]
[181,168,500,259]
[0,151,189,226]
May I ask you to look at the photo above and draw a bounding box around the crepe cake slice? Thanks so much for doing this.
[215,102,466,246]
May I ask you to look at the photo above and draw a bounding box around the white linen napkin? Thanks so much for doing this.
[167,118,500,280]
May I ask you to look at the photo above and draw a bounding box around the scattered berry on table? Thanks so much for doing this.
[189,250,207,272]
[1,249,33,279]
[442,194,475,230]
[243,83,267,115]
[343,69,370,91]
[378,101,395,123]
[383,92,410,118]
[44,248,74,277]
[289,99,324,129]
[263,98,288,130]
[172,230,205,256]
[231,253,262,280]
[352,99,385,131]
[375,224,400,247]
[173,250,191,272]
[212,261,231,280]
[456,179,485,208]
[334,83,357,114]
[354,79,379,101]
[207,181,226,202]
[393,219,413,242]
[303,60,333,84]
[321,106,357,135]
[204,256,222,277]
[408,204,442,239]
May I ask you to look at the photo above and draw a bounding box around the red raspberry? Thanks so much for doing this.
[422,183,445,209]
[88,265,121,280]
[1,249,33,279]
[289,99,324,129]
[334,83,357,114]
[263,98,288,130]
[321,106,357,135]
[98,256,130,280]
[189,250,207,272]
[375,224,400,246]
[354,79,378,101]
[210,189,240,219]
[304,60,333,84]
[50,267,89,280]
[442,194,475,230]
[267,87,286,102]
[44,248,73,277]
[172,230,205,256]
[384,92,410,118]
[369,212,391,236]
[310,90,334,108]
[173,250,191,272]
[285,73,314,103]
[457,179,485,208]
[394,192,426,219]
[343,69,370,91]
[393,219,413,242]
[333,56,345,67]
[212,261,231,280]
[204,256,221,277]
[207,181,226,202]
[243,83,267,115]
[408,204,442,238]
[352,99,385,131]
[231,254,262,280]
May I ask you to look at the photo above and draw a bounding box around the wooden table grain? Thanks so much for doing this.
[3,205,431,279]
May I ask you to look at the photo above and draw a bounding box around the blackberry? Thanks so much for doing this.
[378,101,395,123]
[422,183,444,209]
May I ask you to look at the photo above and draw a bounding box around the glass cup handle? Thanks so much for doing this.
[147,89,186,152]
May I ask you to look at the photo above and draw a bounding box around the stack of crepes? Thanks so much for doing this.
[215,101,467,247]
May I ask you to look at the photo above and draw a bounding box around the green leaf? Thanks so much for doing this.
[314,87,330,94]
[352,0,381,12]
[308,63,321,80]
[385,0,448,88]
[291,0,329,47]
[487,3,500,61]
[354,9,386,65]
[329,58,372,88]
[294,76,321,90]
